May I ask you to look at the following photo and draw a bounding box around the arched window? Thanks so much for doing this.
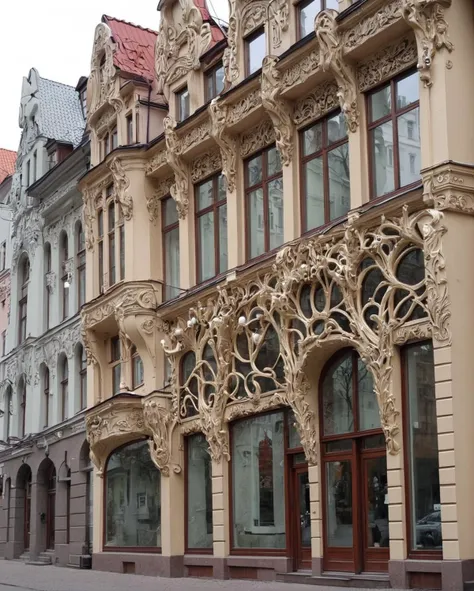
[61,358,69,421]
[44,243,51,330]
[60,234,69,320]
[131,346,144,389]
[105,440,161,549]
[18,377,26,437]
[77,223,86,308]
[43,366,50,429]
[18,257,29,344]
[78,345,87,410]
[320,349,387,573]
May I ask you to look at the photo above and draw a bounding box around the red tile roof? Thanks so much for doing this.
[0,149,16,185]
[103,15,158,82]
[195,0,226,46]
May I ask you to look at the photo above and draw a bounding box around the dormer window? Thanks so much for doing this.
[245,28,265,76]
[177,87,190,122]
[205,62,225,102]
[298,0,339,40]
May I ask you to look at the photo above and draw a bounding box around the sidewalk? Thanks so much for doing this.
[0,560,383,591]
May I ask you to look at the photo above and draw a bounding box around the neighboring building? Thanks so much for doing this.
[79,1,474,590]
[0,69,92,568]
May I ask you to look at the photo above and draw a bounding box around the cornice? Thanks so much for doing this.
[423,161,474,215]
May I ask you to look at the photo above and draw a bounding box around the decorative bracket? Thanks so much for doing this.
[401,0,453,87]
[261,55,294,166]
[208,100,238,192]
[142,394,180,476]
[163,116,189,219]
[315,10,360,132]
[107,158,133,221]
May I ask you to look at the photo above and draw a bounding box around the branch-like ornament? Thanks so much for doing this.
[315,10,360,133]
[142,395,180,476]
[163,116,189,219]
[261,55,294,166]
[401,0,453,87]
[208,100,237,193]
[107,158,133,221]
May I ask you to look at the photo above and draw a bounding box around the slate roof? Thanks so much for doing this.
[38,77,85,147]
[103,15,158,82]
[0,149,17,185]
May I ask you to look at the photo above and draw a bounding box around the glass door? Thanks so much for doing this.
[294,466,311,569]
[362,453,389,572]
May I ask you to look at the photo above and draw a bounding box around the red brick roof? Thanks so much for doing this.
[0,149,16,185]
[103,15,158,82]
[195,0,226,46]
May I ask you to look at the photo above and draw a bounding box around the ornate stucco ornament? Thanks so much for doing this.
[401,0,453,87]
[107,158,133,221]
[142,394,179,476]
[208,100,237,193]
[261,55,294,166]
[155,0,212,99]
[163,116,189,219]
[147,176,174,224]
[315,10,360,133]
[163,207,451,463]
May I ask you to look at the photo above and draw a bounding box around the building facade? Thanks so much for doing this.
[80,1,474,590]
[0,69,92,568]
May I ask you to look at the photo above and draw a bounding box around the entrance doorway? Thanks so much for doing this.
[291,456,311,570]
[46,466,56,550]
[320,350,389,573]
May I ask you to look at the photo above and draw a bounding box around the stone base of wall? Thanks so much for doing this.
[93,553,183,577]
[389,558,474,591]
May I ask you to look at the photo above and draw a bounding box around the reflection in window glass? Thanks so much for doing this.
[370,86,392,122]
[105,441,161,548]
[268,179,284,250]
[322,352,354,436]
[371,121,395,197]
[305,158,324,229]
[187,434,213,549]
[405,342,441,551]
[326,460,353,546]
[247,30,265,75]
[232,412,286,549]
[249,188,265,258]
[398,109,420,188]
[299,0,321,38]
[396,72,419,109]
[328,144,350,221]
[357,358,379,431]
[199,213,215,281]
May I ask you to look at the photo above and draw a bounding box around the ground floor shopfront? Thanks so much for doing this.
[0,426,92,567]
[84,206,474,590]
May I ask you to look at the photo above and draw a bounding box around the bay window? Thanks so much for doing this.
[186,433,213,551]
[300,111,350,233]
[245,145,283,260]
[195,173,227,282]
[205,62,225,101]
[245,28,265,76]
[368,70,420,198]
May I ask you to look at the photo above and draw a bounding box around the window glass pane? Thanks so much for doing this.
[325,0,339,8]
[98,211,103,237]
[357,358,379,431]
[198,212,215,282]
[322,352,354,435]
[300,0,321,38]
[108,203,115,228]
[106,441,161,547]
[218,204,228,274]
[397,108,420,188]
[247,155,262,186]
[371,121,395,197]
[113,364,121,394]
[396,72,419,110]
[133,355,144,387]
[370,86,391,122]
[327,112,347,144]
[303,123,323,156]
[215,65,225,95]
[248,188,265,258]
[206,73,214,101]
[268,178,284,251]
[328,143,350,221]
[325,440,352,453]
[187,434,213,549]
[365,456,389,548]
[248,31,265,75]
[232,412,286,549]
[288,410,302,449]
[326,460,353,546]
[405,342,441,550]
[164,198,178,226]
[304,157,324,231]
[197,179,214,211]
[165,227,180,300]
[267,147,282,177]
[217,174,226,201]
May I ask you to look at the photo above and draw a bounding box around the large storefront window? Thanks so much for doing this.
[404,341,441,551]
[187,434,213,550]
[232,411,286,549]
[105,440,161,549]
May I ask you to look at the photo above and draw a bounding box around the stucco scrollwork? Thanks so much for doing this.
[107,158,133,221]
[280,49,320,93]
[191,150,222,184]
[147,176,174,224]
[164,116,189,219]
[293,80,339,127]
[142,395,178,476]
[343,0,403,51]
[240,119,276,158]
[209,100,238,193]
[162,207,451,463]
[315,10,359,133]
[261,56,294,166]
[226,90,262,126]
[401,0,453,87]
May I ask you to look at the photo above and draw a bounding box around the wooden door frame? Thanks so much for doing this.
[292,465,311,571]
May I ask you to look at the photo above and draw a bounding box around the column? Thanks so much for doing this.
[309,463,322,576]
[347,92,369,208]
[92,469,103,554]
[282,138,299,243]
[212,458,230,578]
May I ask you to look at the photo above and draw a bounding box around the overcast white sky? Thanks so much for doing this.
[0,0,229,152]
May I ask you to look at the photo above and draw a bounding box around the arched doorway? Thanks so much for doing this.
[46,465,56,550]
[16,464,32,551]
[320,349,388,574]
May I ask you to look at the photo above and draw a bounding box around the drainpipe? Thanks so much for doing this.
[146,84,152,144]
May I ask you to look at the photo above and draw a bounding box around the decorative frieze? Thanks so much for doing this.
[145,149,167,176]
[180,121,211,153]
[191,150,222,183]
[343,0,403,51]
[293,80,339,127]
[240,119,276,158]
[147,176,174,224]
[280,49,320,93]
[226,89,262,126]
[357,37,418,92]
[423,162,474,216]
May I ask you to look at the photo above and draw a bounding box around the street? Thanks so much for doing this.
[0,560,378,591]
